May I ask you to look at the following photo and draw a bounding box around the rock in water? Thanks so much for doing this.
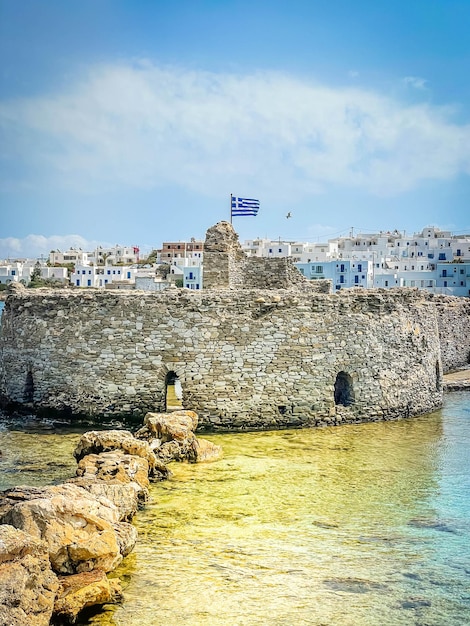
[0,484,126,574]
[54,570,123,624]
[0,524,59,626]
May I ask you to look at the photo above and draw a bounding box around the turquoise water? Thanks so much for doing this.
[0,394,469,625]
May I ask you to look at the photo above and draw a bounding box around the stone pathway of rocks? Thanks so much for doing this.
[0,410,222,625]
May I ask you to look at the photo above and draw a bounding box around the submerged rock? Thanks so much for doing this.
[187,438,223,463]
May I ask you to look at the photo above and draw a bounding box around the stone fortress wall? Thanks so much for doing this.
[0,222,469,430]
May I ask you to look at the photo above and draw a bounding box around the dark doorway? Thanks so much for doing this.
[334,371,354,407]
[165,371,183,412]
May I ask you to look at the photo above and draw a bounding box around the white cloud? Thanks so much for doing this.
[403,76,428,90]
[1,62,469,202]
[0,235,111,260]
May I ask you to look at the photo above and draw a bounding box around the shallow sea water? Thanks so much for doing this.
[1,393,469,625]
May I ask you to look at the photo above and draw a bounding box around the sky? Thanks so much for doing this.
[1,0,469,259]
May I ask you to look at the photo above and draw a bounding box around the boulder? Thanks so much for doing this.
[0,524,59,626]
[137,410,198,443]
[74,430,157,473]
[75,450,151,492]
[187,438,223,463]
[112,521,138,558]
[155,440,194,463]
[0,484,127,574]
[135,411,223,465]
[54,570,123,624]
[66,477,145,521]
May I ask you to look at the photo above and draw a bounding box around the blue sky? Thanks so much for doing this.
[1,0,469,258]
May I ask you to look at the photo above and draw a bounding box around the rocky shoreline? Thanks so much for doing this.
[0,410,222,625]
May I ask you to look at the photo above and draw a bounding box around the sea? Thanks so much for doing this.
[0,392,469,625]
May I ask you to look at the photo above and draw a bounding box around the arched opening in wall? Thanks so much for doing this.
[435,361,442,391]
[165,371,183,412]
[334,371,355,407]
[23,369,34,403]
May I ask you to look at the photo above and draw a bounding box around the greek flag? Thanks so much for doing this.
[231,196,260,217]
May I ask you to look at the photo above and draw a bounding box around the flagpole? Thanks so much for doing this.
[230,194,233,224]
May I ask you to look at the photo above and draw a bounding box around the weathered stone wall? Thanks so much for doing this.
[0,288,446,430]
[203,221,330,292]
[432,294,470,372]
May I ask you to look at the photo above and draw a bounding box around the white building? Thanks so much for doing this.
[88,245,140,266]
[49,248,90,266]
[71,265,137,288]
[0,261,68,284]
[287,226,470,296]
[0,261,31,284]
[296,260,372,290]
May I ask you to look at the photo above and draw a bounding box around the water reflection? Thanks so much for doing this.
[1,396,469,626]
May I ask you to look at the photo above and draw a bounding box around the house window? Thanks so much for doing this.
[357,264,362,272]
[278,248,282,253]
[438,253,446,260]
[385,281,389,286]
[269,249,272,253]
[354,275,359,284]
[107,270,111,275]
[76,279,80,286]
[340,264,345,272]
[189,272,194,280]
[339,275,345,284]
[87,279,91,286]
[11,270,15,276]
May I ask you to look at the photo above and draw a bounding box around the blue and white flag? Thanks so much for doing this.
[231,196,260,217]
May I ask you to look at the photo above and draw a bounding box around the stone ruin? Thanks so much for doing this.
[202,220,330,292]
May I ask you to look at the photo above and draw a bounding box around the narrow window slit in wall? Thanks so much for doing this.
[24,369,34,403]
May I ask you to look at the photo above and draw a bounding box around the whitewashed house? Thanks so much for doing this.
[71,264,137,288]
